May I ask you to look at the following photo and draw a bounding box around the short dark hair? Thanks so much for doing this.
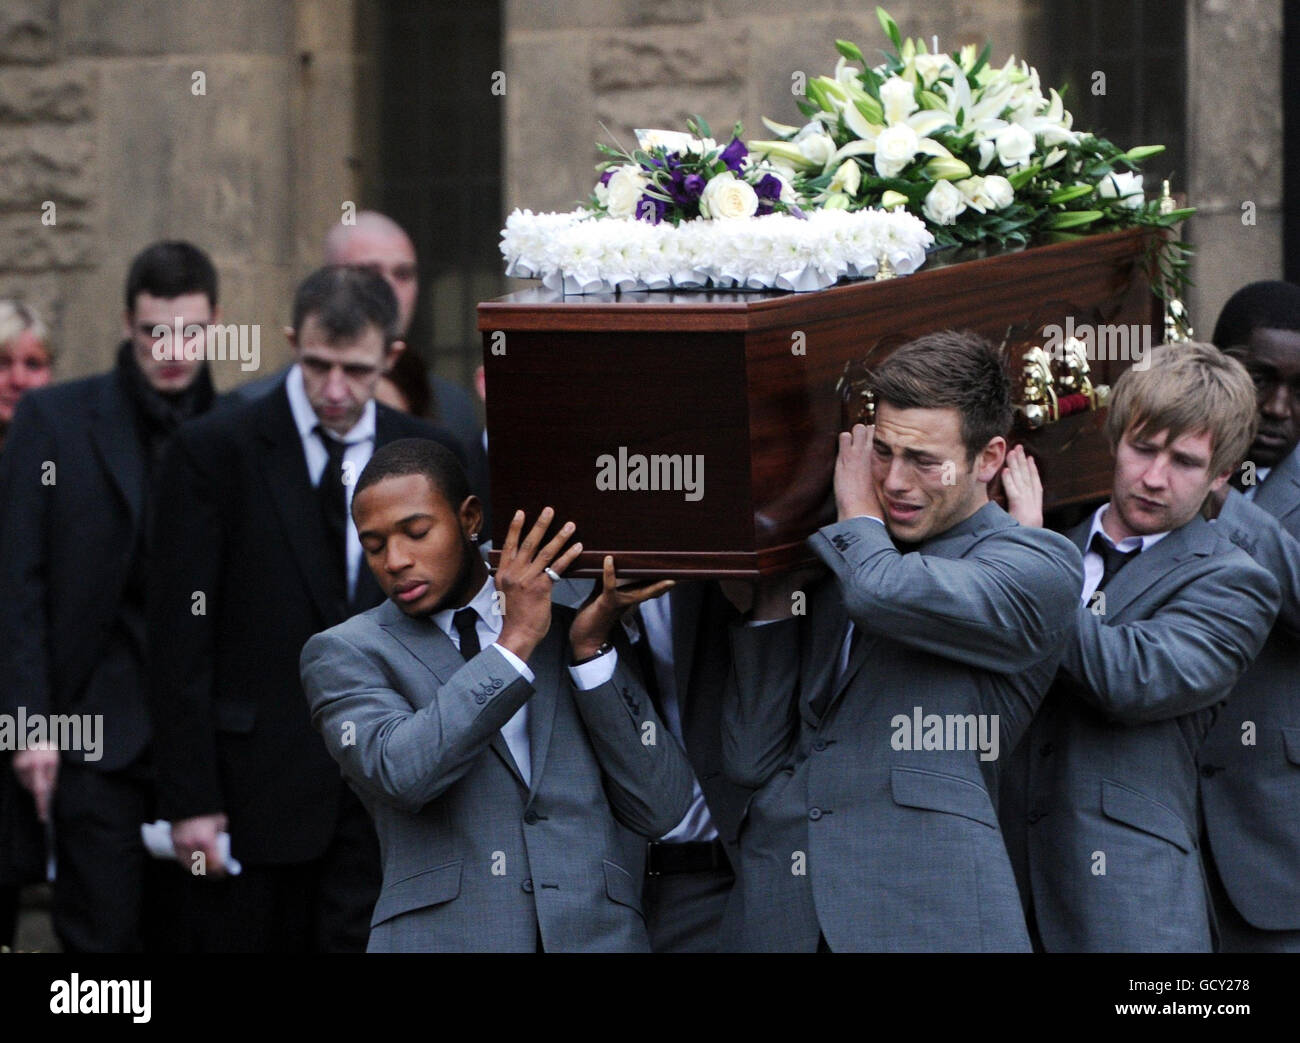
[292,265,398,345]
[124,241,218,311]
[1211,280,1300,350]
[353,437,470,516]
[868,330,1012,460]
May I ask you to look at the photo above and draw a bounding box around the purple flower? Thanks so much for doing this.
[682,173,706,199]
[754,173,784,202]
[599,169,615,186]
[637,192,668,224]
[720,137,748,173]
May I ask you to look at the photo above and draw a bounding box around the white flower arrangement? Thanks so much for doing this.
[500,206,934,295]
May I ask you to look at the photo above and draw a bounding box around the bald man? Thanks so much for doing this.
[236,213,486,504]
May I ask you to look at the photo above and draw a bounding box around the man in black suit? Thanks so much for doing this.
[234,211,488,520]
[147,266,463,951]
[0,241,220,951]
[623,583,749,952]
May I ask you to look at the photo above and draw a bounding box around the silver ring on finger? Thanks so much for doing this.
[544,567,561,583]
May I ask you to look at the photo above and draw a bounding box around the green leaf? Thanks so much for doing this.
[836,39,866,65]
[877,7,903,53]
[689,114,713,140]
[1044,209,1104,229]
[1047,184,1094,205]
[1007,164,1041,190]
[795,98,819,119]
[1121,144,1165,164]
[969,41,992,78]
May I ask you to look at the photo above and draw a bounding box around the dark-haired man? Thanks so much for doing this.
[300,438,693,951]
[1198,284,1300,951]
[0,241,220,951]
[721,330,1083,952]
[148,267,463,951]
[1001,342,1280,952]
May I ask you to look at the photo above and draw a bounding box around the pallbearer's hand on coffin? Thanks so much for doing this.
[494,506,582,663]
[570,556,674,660]
[1002,445,1044,528]
[834,423,884,524]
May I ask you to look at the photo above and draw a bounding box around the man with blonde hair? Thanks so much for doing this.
[1000,342,1281,951]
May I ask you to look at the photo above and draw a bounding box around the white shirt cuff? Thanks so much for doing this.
[568,647,618,690]
[491,642,535,685]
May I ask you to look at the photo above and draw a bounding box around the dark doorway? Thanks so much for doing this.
[1036,0,1187,194]
[357,0,504,391]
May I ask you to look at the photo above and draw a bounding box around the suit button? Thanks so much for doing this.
[813,740,827,752]
[524,810,538,825]
[1039,742,1054,757]
[1200,764,1219,778]
[474,694,487,705]
[1027,809,1044,824]
[808,807,823,821]
[492,679,503,689]
[521,878,534,894]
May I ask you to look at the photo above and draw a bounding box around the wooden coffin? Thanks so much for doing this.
[478,226,1160,578]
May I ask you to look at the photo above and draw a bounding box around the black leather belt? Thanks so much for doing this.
[646,838,730,876]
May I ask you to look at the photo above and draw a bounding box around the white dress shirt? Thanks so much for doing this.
[628,597,719,843]
[285,364,375,601]
[433,575,620,786]
[1080,503,1170,604]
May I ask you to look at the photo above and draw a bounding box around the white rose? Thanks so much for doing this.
[874,123,920,178]
[700,172,759,220]
[994,124,1036,168]
[983,174,1015,209]
[879,76,918,125]
[956,174,1014,212]
[796,132,836,168]
[606,165,649,219]
[922,179,967,225]
[1097,171,1144,209]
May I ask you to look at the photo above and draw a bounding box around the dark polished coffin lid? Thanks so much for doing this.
[478,226,1158,578]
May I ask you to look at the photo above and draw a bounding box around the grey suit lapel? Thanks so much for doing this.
[379,600,528,787]
[524,620,561,798]
[1074,515,1214,622]
[801,580,845,727]
[1254,445,1300,525]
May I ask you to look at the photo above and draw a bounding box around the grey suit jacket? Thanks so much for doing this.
[1200,451,1300,931]
[724,503,1082,952]
[299,598,694,953]
[1004,513,1280,952]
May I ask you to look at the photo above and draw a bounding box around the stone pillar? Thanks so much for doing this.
[1184,0,1283,338]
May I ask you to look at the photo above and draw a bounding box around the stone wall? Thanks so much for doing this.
[0,0,363,388]
[1185,0,1283,337]
[504,0,1039,216]
[0,0,1285,385]
[503,0,1285,341]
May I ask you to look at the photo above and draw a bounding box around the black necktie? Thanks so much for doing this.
[453,608,481,661]
[1090,531,1140,591]
[316,426,349,605]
